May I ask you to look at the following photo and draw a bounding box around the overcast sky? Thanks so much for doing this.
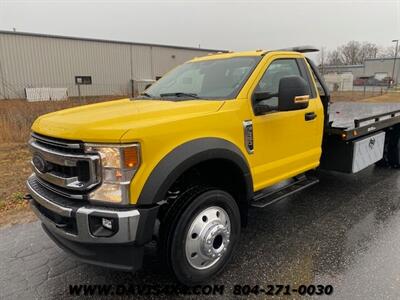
[0,0,399,55]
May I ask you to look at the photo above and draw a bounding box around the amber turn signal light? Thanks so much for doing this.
[123,147,139,168]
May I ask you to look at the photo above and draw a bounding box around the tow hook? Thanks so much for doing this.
[23,194,33,201]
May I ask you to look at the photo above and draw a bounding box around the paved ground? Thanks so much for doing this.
[2,166,400,299]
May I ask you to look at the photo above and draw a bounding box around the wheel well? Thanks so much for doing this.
[164,158,250,226]
[382,125,400,166]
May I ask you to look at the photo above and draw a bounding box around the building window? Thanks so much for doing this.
[75,76,92,85]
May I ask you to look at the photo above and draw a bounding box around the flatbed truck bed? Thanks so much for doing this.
[326,101,400,140]
[321,101,400,173]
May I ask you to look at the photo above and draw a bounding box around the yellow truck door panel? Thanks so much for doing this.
[252,100,321,190]
[248,55,323,191]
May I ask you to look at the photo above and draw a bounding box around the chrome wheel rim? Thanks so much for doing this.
[185,206,231,270]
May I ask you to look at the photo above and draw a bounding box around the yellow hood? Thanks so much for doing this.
[31,98,225,143]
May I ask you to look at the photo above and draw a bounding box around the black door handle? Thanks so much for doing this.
[305,112,317,121]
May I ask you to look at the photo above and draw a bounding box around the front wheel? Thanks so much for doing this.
[160,188,241,285]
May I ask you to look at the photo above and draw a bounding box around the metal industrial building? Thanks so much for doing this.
[321,57,400,84]
[0,31,223,99]
[321,64,365,78]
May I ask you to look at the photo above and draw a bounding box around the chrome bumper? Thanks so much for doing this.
[27,174,140,244]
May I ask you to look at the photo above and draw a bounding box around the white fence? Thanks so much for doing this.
[25,87,68,101]
[323,73,354,92]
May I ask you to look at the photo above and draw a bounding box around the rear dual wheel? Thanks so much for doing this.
[159,187,241,285]
[377,129,400,168]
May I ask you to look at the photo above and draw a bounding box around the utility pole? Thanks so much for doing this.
[320,46,325,75]
[0,35,7,99]
[391,39,399,88]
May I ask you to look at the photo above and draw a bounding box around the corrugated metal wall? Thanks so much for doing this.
[0,32,215,99]
[320,65,365,77]
[151,46,211,77]
[131,45,153,80]
[364,59,400,80]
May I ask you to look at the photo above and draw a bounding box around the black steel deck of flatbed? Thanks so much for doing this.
[325,102,400,141]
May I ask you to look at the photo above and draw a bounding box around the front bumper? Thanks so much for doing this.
[27,174,158,271]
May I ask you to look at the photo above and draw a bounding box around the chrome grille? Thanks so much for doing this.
[31,132,82,152]
[29,134,101,198]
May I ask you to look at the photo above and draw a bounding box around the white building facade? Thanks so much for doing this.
[0,31,222,99]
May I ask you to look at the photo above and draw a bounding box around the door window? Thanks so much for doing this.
[254,59,302,110]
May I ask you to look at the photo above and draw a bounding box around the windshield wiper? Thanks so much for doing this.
[160,92,199,99]
[139,92,153,98]
[134,92,155,100]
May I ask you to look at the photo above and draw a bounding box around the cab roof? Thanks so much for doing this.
[190,50,266,62]
[190,46,319,62]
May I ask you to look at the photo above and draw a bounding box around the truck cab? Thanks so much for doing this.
[27,48,397,285]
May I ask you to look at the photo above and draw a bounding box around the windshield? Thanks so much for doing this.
[142,56,260,100]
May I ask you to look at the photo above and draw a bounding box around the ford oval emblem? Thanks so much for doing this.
[32,155,48,173]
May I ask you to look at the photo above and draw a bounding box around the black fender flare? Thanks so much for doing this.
[137,138,253,206]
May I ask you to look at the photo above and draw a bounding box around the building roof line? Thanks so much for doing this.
[324,64,364,68]
[0,30,227,53]
[365,57,400,62]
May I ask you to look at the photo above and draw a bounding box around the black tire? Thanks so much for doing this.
[376,138,390,167]
[158,186,241,285]
[376,129,400,168]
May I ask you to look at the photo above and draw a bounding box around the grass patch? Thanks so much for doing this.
[12,192,25,202]
[0,96,126,143]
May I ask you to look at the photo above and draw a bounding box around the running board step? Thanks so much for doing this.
[250,176,319,208]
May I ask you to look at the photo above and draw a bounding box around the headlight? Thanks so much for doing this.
[84,144,140,204]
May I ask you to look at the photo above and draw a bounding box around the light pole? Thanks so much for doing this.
[391,39,399,88]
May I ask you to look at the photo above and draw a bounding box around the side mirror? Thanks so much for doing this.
[252,91,279,114]
[253,91,277,102]
[278,76,310,111]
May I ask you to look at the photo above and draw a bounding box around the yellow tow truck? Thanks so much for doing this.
[26,47,400,284]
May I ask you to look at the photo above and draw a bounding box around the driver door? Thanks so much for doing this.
[250,56,323,191]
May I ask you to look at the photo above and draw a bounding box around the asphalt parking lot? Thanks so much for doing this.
[2,166,400,299]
